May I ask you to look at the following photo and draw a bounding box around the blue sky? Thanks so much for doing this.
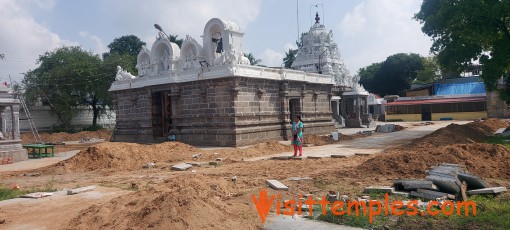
[0,0,432,82]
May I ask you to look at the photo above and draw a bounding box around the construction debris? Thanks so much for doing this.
[363,186,394,194]
[20,192,53,199]
[142,162,156,169]
[389,163,508,201]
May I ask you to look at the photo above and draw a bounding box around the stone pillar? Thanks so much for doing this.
[356,97,361,120]
[0,107,6,139]
[11,104,20,140]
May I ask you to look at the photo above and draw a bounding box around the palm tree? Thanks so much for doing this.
[283,49,298,68]
[243,53,262,66]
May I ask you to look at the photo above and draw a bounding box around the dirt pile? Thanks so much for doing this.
[358,119,510,179]
[51,142,199,173]
[21,129,112,144]
[46,140,293,173]
[67,174,261,230]
[303,134,336,146]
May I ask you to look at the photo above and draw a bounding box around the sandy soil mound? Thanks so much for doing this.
[21,129,112,144]
[303,134,336,146]
[358,119,510,179]
[45,140,292,173]
[67,174,261,230]
[358,143,510,179]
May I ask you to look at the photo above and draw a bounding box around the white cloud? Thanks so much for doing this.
[283,42,297,51]
[102,0,262,46]
[79,31,108,55]
[337,0,432,74]
[0,0,71,81]
[260,48,283,67]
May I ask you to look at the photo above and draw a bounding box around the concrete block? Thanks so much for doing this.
[416,188,455,200]
[457,173,489,190]
[171,163,193,171]
[410,191,446,201]
[330,154,347,158]
[363,186,394,194]
[266,179,289,190]
[355,152,371,156]
[20,192,53,199]
[67,185,96,195]
[290,156,304,160]
[467,187,508,195]
[425,174,461,194]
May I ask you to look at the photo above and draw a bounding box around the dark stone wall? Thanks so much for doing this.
[111,76,335,146]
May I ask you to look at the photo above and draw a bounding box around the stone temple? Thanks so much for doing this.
[109,15,369,146]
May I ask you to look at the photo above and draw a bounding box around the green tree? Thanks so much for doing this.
[23,47,103,130]
[358,53,424,96]
[243,53,262,66]
[415,56,441,84]
[103,35,146,75]
[415,0,510,101]
[358,62,382,93]
[168,35,183,48]
[283,49,298,68]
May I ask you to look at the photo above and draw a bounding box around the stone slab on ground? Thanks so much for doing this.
[290,156,304,160]
[416,188,455,200]
[170,163,193,171]
[457,173,489,190]
[426,174,461,194]
[20,192,53,199]
[495,128,507,135]
[363,186,394,194]
[307,156,324,159]
[185,162,210,167]
[266,180,289,190]
[402,180,438,191]
[467,187,508,195]
[67,185,96,195]
[271,156,292,160]
[330,155,347,158]
[288,177,312,181]
[354,153,371,156]
[391,191,410,197]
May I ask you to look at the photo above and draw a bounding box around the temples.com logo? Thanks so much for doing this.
[251,189,476,223]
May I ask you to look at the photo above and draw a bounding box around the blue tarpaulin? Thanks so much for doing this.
[434,82,486,96]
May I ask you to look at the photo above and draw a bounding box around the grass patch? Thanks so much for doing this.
[486,135,510,148]
[0,178,58,201]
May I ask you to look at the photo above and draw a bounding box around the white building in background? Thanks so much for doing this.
[291,12,354,87]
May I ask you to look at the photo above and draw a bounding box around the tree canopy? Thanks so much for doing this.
[283,49,297,68]
[243,53,262,66]
[106,35,146,57]
[23,47,103,130]
[358,53,424,96]
[415,0,510,101]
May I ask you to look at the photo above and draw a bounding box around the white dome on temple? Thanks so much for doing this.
[291,12,354,87]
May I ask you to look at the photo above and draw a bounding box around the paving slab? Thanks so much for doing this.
[354,153,371,156]
[391,191,410,197]
[330,155,347,158]
[20,192,53,199]
[363,186,394,194]
[457,173,489,190]
[289,156,304,160]
[266,180,289,190]
[170,163,193,171]
[67,185,96,195]
[402,180,438,191]
[416,188,455,200]
[467,187,508,195]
